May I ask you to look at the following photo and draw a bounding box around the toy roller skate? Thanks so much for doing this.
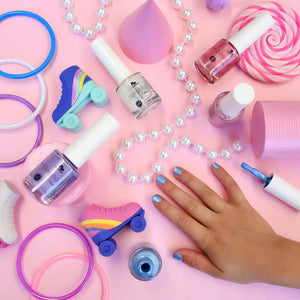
[79,202,146,257]
[52,65,108,132]
[0,181,20,248]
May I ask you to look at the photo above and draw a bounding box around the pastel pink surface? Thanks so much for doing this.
[251,101,300,158]
[22,142,91,206]
[119,0,173,64]
[0,1,300,300]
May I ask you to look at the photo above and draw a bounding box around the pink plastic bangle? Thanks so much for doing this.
[31,253,109,300]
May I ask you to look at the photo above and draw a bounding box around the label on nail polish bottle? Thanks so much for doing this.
[24,150,79,205]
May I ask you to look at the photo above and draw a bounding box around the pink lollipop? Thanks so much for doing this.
[230,2,300,83]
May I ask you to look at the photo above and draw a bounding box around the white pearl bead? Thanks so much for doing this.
[194,143,204,153]
[207,149,218,160]
[171,56,181,68]
[187,21,197,32]
[72,22,82,33]
[97,7,106,18]
[177,69,187,80]
[62,0,73,8]
[85,28,95,39]
[141,173,152,183]
[95,20,104,31]
[221,148,231,159]
[159,149,169,160]
[186,106,196,117]
[135,132,145,143]
[233,140,243,152]
[149,129,160,140]
[184,33,193,44]
[172,0,182,9]
[65,10,75,22]
[113,151,124,161]
[102,0,111,5]
[174,44,184,55]
[122,138,132,149]
[175,116,186,127]
[127,173,138,184]
[185,81,196,92]
[163,124,173,134]
[152,162,163,173]
[169,138,179,149]
[116,164,127,174]
[181,136,192,147]
[182,9,192,20]
[191,93,201,105]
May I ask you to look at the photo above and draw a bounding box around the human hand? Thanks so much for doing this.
[152,163,286,285]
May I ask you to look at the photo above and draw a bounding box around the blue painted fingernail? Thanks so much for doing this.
[173,253,183,261]
[156,174,166,184]
[212,162,220,169]
[173,167,182,175]
[152,194,162,203]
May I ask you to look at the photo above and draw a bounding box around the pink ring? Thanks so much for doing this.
[31,253,109,300]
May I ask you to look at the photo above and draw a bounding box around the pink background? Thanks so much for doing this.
[0,0,300,299]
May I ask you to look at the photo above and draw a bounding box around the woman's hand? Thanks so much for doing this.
[152,163,300,287]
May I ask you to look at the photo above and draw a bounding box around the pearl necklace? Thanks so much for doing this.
[62,0,111,39]
[62,0,243,184]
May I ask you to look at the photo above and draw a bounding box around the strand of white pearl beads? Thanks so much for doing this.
[62,0,111,39]
[112,0,244,183]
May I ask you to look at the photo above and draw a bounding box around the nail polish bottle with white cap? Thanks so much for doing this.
[91,37,161,119]
[24,112,120,206]
[195,12,274,83]
[209,82,255,127]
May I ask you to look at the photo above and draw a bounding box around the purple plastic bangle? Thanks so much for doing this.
[0,94,43,167]
[16,223,94,300]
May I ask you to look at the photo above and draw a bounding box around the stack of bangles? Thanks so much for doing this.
[0,11,56,167]
[17,223,109,300]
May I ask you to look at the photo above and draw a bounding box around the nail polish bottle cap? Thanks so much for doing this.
[219,83,255,117]
[228,12,274,54]
[63,112,120,168]
[91,37,133,85]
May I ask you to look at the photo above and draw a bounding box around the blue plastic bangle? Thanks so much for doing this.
[0,10,56,79]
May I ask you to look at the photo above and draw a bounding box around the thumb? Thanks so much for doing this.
[173,248,223,279]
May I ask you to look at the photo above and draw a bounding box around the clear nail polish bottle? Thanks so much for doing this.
[91,37,161,119]
[209,82,255,127]
[129,246,162,281]
[194,12,274,83]
[23,112,120,206]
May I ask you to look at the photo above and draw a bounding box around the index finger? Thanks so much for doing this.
[152,194,207,247]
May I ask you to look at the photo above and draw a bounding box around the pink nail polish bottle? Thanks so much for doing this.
[209,82,255,127]
[194,12,274,83]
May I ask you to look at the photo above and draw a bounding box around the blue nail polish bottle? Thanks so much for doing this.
[129,247,162,281]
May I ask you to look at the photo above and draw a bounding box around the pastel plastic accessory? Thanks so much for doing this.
[16,223,94,300]
[0,181,20,248]
[251,101,300,158]
[31,253,109,300]
[0,10,55,79]
[206,0,230,10]
[0,94,43,168]
[230,2,300,83]
[119,0,173,64]
[0,59,46,129]
[79,202,146,257]
[52,65,108,132]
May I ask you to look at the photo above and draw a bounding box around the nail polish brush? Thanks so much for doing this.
[241,162,300,211]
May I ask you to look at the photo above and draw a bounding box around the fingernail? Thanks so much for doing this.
[173,253,183,261]
[173,167,182,175]
[212,162,220,169]
[152,194,162,203]
[156,174,166,184]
